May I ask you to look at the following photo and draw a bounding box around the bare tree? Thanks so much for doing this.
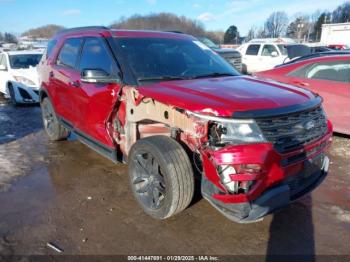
[256,27,268,38]
[264,11,288,38]
[205,30,225,44]
[332,1,350,23]
[246,26,257,41]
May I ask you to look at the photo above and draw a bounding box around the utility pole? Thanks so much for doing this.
[297,23,304,43]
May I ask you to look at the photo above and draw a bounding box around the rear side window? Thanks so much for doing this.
[246,44,260,55]
[79,38,119,76]
[0,54,4,67]
[0,54,7,68]
[306,61,350,83]
[288,61,350,83]
[57,38,83,69]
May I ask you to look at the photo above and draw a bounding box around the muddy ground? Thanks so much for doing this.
[0,94,349,257]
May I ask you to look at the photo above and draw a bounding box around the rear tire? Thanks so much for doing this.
[8,84,18,107]
[128,136,194,219]
[41,97,70,141]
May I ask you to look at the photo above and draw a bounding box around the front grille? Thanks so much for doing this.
[227,57,242,71]
[256,106,328,153]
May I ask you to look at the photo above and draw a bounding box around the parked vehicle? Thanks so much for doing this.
[38,27,332,223]
[198,37,242,72]
[328,44,350,50]
[255,54,350,135]
[0,50,42,105]
[310,46,333,53]
[237,39,312,74]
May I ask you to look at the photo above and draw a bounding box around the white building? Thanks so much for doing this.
[321,22,350,45]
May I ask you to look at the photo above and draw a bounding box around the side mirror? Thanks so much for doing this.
[81,69,120,84]
[271,51,278,57]
[0,64,7,71]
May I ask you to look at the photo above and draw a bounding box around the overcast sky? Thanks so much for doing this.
[0,0,347,35]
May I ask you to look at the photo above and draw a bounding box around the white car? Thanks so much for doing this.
[0,50,43,105]
[237,40,290,74]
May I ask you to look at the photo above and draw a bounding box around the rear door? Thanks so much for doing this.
[50,38,83,124]
[287,60,350,134]
[72,37,122,147]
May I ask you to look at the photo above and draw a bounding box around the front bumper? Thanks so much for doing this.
[202,155,329,223]
[200,125,332,223]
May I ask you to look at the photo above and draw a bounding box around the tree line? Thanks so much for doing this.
[0,32,18,44]
[110,13,224,43]
[243,1,350,43]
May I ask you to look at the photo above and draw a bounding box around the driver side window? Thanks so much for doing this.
[79,37,119,76]
[261,45,278,56]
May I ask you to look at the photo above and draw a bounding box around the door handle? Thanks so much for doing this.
[69,81,81,88]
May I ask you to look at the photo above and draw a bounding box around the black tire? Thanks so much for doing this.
[41,97,70,141]
[128,136,194,219]
[8,84,18,107]
[242,64,248,75]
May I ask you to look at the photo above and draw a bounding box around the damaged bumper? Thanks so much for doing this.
[200,130,332,223]
[203,155,328,223]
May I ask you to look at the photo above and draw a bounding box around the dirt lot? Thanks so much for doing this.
[0,94,350,257]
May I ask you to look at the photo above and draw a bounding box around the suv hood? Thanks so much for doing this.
[11,66,40,86]
[137,76,316,117]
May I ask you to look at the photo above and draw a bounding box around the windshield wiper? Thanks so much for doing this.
[137,76,189,82]
[191,72,236,79]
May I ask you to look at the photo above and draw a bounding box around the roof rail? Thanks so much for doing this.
[56,26,110,35]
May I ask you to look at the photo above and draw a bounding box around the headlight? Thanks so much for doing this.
[13,76,35,86]
[188,112,266,146]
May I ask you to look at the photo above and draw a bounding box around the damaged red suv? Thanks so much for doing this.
[38,27,332,223]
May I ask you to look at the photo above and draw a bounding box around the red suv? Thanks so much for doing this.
[38,27,332,223]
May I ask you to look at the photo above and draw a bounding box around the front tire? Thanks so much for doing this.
[41,97,70,141]
[128,136,194,219]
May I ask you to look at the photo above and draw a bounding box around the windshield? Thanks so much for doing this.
[114,37,239,82]
[9,54,42,69]
[277,45,288,56]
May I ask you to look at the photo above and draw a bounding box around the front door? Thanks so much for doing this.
[71,37,122,147]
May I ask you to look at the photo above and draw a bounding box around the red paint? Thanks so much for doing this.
[255,55,350,135]
[137,76,315,117]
